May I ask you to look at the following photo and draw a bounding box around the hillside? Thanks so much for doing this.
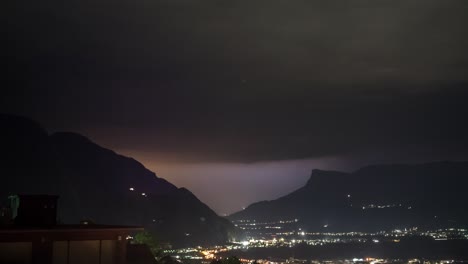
[229,162,468,232]
[0,114,234,247]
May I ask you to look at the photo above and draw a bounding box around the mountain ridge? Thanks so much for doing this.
[0,114,234,247]
[230,161,468,232]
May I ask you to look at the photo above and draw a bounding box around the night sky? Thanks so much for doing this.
[3,0,468,214]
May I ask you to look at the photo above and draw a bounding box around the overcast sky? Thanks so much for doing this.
[3,0,468,213]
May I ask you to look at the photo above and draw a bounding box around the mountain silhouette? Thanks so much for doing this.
[0,114,234,247]
[229,162,468,232]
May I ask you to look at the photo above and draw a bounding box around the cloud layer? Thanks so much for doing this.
[4,0,468,162]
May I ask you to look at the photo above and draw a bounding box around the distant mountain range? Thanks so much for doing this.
[0,114,235,247]
[3,114,468,245]
[229,162,468,232]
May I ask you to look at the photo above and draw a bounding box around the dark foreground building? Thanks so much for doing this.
[0,195,152,264]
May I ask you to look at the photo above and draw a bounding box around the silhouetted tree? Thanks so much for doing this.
[134,231,163,258]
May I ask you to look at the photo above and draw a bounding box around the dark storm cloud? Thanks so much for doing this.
[3,0,468,162]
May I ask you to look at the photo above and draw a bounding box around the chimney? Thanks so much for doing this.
[12,195,59,227]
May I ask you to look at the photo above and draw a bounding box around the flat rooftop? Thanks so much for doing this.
[0,224,144,241]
